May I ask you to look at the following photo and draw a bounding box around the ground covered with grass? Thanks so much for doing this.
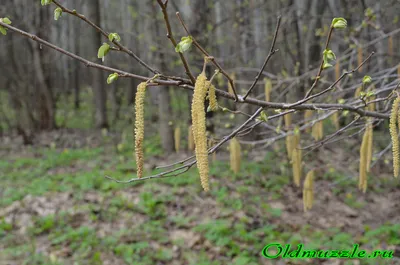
[1,127,400,265]
[1,93,400,265]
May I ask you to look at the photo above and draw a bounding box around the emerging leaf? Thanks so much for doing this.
[97,43,110,59]
[331,17,347,29]
[323,62,333,69]
[362,75,372,85]
[0,26,6,35]
[2,17,11,25]
[54,7,62,21]
[323,49,336,62]
[175,36,193,53]
[41,0,52,6]
[107,73,119,84]
[108,33,121,42]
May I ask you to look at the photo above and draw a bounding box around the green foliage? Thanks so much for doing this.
[175,36,193,53]
[107,72,119,84]
[54,7,62,21]
[0,17,12,35]
[108,32,121,42]
[97,43,110,60]
[363,75,372,85]
[41,0,52,6]
[331,17,347,29]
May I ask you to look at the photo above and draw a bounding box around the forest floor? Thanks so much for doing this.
[1,127,400,265]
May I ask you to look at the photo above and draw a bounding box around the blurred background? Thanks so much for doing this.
[0,0,400,264]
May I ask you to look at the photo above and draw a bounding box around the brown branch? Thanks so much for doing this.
[156,0,196,84]
[175,12,240,101]
[304,26,335,98]
[242,16,281,100]
[51,0,160,75]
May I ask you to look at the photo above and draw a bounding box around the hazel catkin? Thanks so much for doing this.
[303,170,314,212]
[134,82,147,178]
[390,97,400,178]
[230,137,241,173]
[192,73,210,191]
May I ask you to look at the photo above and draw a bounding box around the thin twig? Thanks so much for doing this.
[242,16,281,100]
[175,12,240,101]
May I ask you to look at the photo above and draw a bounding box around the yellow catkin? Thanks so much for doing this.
[368,93,376,112]
[304,110,313,133]
[188,125,195,151]
[303,170,314,212]
[357,47,363,72]
[284,113,292,130]
[228,73,235,95]
[366,122,373,171]
[264,78,272,102]
[134,82,147,178]
[390,97,400,178]
[359,126,370,192]
[331,112,340,130]
[335,61,340,81]
[206,81,218,111]
[174,126,181,152]
[192,73,210,191]
[285,135,294,160]
[229,137,241,173]
[312,120,323,141]
[388,36,393,57]
[291,131,302,187]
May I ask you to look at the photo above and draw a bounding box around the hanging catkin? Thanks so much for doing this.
[291,131,302,187]
[286,135,294,160]
[174,126,181,152]
[264,78,272,102]
[359,126,370,192]
[229,137,241,173]
[284,113,292,130]
[303,170,314,212]
[188,125,195,151]
[366,122,373,171]
[192,73,210,191]
[304,110,313,133]
[357,47,363,72]
[388,36,393,57]
[390,97,400,178]
[134,82,147,178]
[312,120,323,141]
[228,73,235,95]
[331,112,340,130]
[206,81,218,111]
[335,61,341,81]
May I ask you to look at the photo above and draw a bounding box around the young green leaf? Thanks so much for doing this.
[2,17,11,25]
[175,36,193,53]
[107,73,119,84]
[54,7,62,20]
[362,75,372,85]
[0,26,7,36]
[323,49,336,62]
[323,62,333,69]
[41,0,52,6]
[331,18,347,29]
[108,33,121,42]
[97,43,110,60]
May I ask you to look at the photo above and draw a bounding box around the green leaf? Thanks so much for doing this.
[41,0,52,6]
[0,26,6,36]
[257,111,268,122]
[362,75,372,85]
[97,43,110,59]
[175,36,193,53]
[323,62,333,69]
[323,49,336,62]
[2,17,11,25]
[331,18,347,29]
[107,73,119,84]
[54,7,62,20]
[108,33,121,42]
